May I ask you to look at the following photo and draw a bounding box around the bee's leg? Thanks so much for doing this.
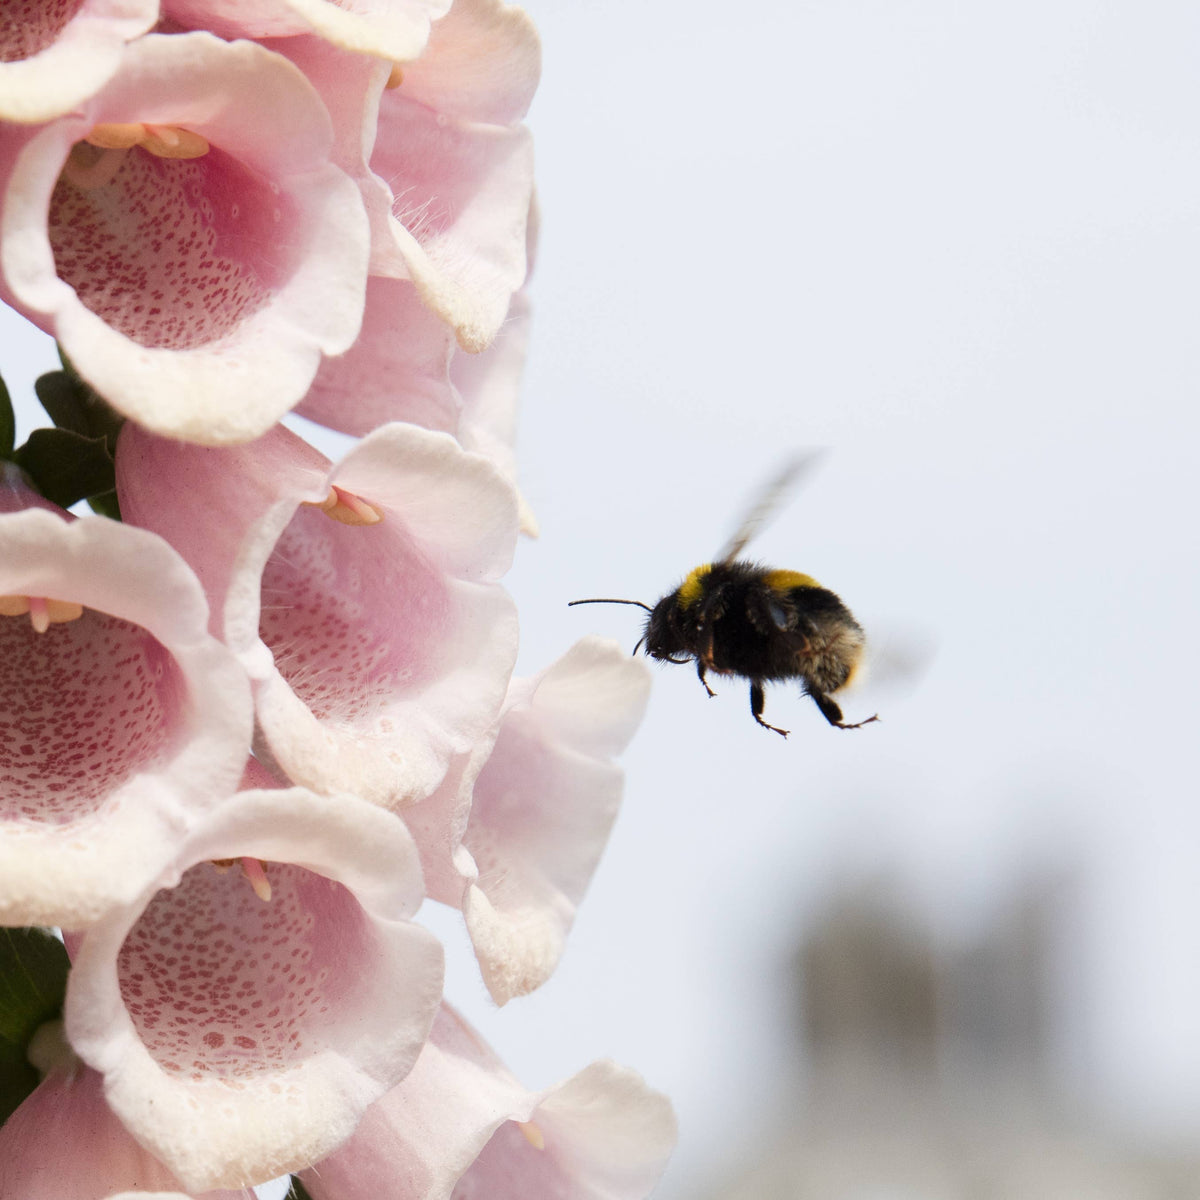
[751,681,789,737]
[811,691,880,730]
[697,660,717,698]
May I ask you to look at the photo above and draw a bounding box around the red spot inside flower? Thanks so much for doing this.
[118,863,372,1080]
[0,609,182,826]
[0,0,82,62]
[48,145,298,351]
[258,507,449,724]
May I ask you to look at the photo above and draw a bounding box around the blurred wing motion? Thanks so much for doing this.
[715,451,825,564]
[847,622,938,701]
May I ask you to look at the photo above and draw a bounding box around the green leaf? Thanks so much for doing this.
[14,427,116,509]
[34,370,124,456]
[288,1177,316,1200]
[15,429,114,508]
[34,371,90,437]
[87,489,121,520]
[0,374,14,459]
[0,928,69,1126]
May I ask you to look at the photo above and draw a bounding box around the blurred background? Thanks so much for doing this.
[470,0,1200,1195]
[5,0,1200,1195]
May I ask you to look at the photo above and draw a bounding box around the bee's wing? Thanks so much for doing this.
[715,451,825,563]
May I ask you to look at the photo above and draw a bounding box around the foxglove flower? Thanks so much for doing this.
[116,420,519,809]
[362,0,539,352]
[453,287,536,534]
[407,637,650,1004]
[296,281,538,533]
[164,0,451,62]
[0,0,157,124]
[298,273,459,438]
[0,1023,255,1199]
[0,464,252,929]
[0,32,370,444]
[298,1005,676,1200]
[65,776,443,1191]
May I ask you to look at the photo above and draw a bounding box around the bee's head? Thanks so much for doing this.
[566,592,695,662]
[640,591,689,661]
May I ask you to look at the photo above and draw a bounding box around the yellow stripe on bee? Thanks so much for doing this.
[677,564,712,610]
[836,651,867,694]
[764,569,821,592]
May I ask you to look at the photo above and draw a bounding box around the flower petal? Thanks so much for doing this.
[0,479,252,930]
[461,1060,678,1200]
[374,94,534,352]
[299,1006,676,1200]
[297,274,460,437]
[365,0,539,353]
[406,637,650,1004]
[116,421,520,809]
[401,0,540,126]
[0,32,370,444]
[165,0,451,62]
[65,785,444,1192]
[0,1043,255,1199]
[0,0,157,124]
[461,638,650,1003]
[453,287,536,533]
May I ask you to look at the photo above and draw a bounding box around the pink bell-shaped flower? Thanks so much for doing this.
[407,637,651,1004]
[0,1022,255,1200]
[65,774,444,1192]
[116,419,519,809]
[370,0,539,353]
[297,1004,677,1200]
[0,464,252,929]
[163,0,451,62]
[0,32,370,444]
[0,0,157,124]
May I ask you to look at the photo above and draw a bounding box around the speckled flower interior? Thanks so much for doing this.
[259,506,450,726]
[0,609,184,826]
[119,861,375,1082]
[0,0,82,62]
[51,145,298,350]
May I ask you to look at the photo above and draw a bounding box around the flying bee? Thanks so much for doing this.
[569,456,879,738]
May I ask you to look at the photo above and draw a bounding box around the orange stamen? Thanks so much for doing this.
[0,595,84,632]
[241,857,272,902]
[517,1121,545,1150]
[307,486,384,527]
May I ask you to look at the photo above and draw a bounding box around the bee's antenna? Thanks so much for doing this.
[568,598,654,612]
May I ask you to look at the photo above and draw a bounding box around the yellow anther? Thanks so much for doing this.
[240,857,272,903]
[46,599,82,625]
[517,1121,545,1150]
[0,595,84,633]
[210,857,272,901]
[28,596,49,634]
[84,122,210,161]
[386,64,405,89]
[85,122,145,150]
[307,486,384,527]
[140,124,210,160]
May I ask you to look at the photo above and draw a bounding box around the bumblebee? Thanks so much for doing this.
[570,458,878,737]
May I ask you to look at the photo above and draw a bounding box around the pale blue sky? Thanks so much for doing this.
[477,1,1200,1193]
